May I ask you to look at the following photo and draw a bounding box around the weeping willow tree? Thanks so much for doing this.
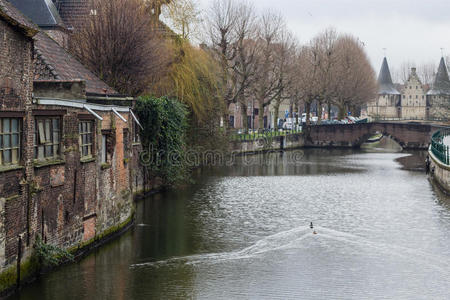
[155,38,227,150]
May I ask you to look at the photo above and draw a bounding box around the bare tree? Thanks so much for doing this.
[393,60,414,84]
[145,0,172,19]
[71,0,170,95]
[331,35,377,119]
[311,28,338,123]
[393,60,436,86]
[162,0,201,40]
[204,0,238,129]
[272,29,299,129]
[251,12,284,130]
[205,0,259,131]
[295,44,322,126]
[417,62,436,87]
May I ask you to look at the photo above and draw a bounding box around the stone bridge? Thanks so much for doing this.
[305,122,440,149]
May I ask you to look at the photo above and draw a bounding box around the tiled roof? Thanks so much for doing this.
[0,0,38,37]
[9,0,65,28]
[378,57,400,95]
[34,32,118,95]
[54,0,89,29]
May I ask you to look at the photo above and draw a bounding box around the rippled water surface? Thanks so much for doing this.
[13,146,450,300]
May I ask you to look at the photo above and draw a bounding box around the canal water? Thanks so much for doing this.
[12,139,450,299]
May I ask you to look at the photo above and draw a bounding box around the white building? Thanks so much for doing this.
[400,67,427,120]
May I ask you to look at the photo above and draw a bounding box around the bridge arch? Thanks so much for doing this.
[306,123,435,150]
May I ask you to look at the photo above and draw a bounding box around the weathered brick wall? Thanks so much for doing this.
[0,18,35,271]
[0,21,33,111]
[0,16,142,292]
[33,81,86,100]
[131,144,144,193]
[96,112,133,233]
[1,103,137,277]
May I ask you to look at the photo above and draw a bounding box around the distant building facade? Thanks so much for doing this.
[367,57,401,119]
[400,67,427,120]
[427,58,450,120]
[368,57,450,121]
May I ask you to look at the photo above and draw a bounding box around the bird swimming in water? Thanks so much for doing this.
[310,222,314,229]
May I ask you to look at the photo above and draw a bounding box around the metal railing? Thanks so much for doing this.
[431,129,450,165]
[232,128,302,142]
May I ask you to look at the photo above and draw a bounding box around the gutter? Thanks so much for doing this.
[34,98,130,112]
[33,97,146,126]
[87,96,134,101]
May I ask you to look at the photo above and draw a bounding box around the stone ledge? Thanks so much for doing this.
[33,159,65,169]
[429,148,450,171]
[80,157,96,164]
[0,165,23,173]
[101,163,111,170]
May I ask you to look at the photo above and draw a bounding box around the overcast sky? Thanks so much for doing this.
[196,0,450,77]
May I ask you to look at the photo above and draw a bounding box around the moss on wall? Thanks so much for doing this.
[0,254,40,293]
[0,211,134,296]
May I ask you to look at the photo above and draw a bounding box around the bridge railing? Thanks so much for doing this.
[431,129,450,165]
[231,128,302,142]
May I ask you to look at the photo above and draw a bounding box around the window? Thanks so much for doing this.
[79,121,94,158]
[133,121,140,143]
[0,118,21,166]
[34,117,60,160]
[229,116,235,128]
[416,95,418,99]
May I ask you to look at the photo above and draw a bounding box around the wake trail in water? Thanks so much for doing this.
[130,226,312,268]
[130,226,450,275]
[317,227,450,275]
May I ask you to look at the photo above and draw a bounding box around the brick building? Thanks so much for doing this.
[0,0,144,292]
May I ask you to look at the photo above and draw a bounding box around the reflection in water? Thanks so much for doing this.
[361,135,403,152]
[12,145,450,300]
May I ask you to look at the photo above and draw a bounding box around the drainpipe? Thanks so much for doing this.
[16,235,22,290]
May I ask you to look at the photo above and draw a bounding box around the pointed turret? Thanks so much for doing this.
[378,57,400,95]
[428,57,450,95]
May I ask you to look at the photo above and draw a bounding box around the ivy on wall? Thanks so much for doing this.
[135,96,188,185]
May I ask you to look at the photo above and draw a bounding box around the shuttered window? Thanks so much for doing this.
[34,117,61,160]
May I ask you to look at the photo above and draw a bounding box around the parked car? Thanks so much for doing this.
[347,116,358,123]
[301,114,318,124]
